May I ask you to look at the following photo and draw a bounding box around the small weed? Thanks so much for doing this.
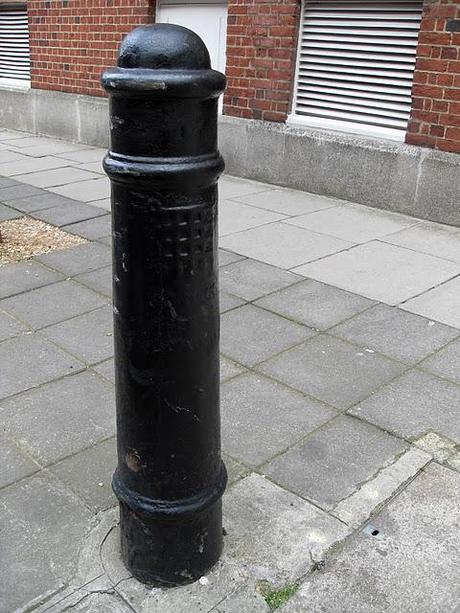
[259,582,299,611]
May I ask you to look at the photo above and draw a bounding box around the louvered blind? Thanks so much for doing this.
[0,4,30,84]
[294,0,423,135]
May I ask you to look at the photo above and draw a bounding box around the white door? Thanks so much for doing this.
[156,1,227,75]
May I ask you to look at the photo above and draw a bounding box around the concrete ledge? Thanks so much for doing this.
[0,87,458,226]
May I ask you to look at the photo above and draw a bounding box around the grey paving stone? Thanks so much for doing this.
[215,582,269,612]
[282,464,460,613]
[220,355,246,382]
[220,259,301,301]
[382,219,460,263]
[36,241,111,276]
[60,593,133,613]
[295,241,460,306]
[285,202,417,244]
[0,308,28,341]
[234,187,339,216]
[0,474,92,613]
[0,334,83,399]
[0,280,107,329]
[0,260,64,299]
[51,437,116,512]
[75,266,112,298]
[255,280,374,330]
[15,166,99,188]
[222,372,336,466]
[5,192,82,213]
[0,434,38,488]
[93,357,115,383]
[49,177,110,202]
[98,235,112,246]
[219,248,246,267]
[221,222,353,270]
[401,276,460,329]
[223,452,249,485]
[223,473,350,582]
[56,147,105,164]
[219,175,270,199]
[0,202,21,220]
[220,290,246,313]
[64,214,112,239]
[221,304,314,367]
[258,335,405,410]
[350,369,460,444]
[263,415,405,510]
[0,155,71,177]
[11,142,87,157]
[420,338,460,385]
[0,177,19,188]
[331,304,459,364]
[42,305,114,364]
[32,202,107,227]
[219,200,286,237]
[0,371,116,465]
[0,183,44,201]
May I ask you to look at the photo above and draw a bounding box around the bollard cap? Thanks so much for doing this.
[118,23,211,71]
[102,24,225,99]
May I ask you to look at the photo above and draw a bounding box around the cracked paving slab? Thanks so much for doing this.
[281,463,460,613]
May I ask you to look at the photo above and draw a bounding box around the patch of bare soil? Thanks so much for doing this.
[0,216,87,266]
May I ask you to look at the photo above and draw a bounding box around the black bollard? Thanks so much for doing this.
[101,23,227,586]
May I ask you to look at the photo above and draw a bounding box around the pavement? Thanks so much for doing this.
[0,128,459,613]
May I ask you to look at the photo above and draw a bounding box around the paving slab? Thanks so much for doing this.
[0,473,92,613]
[0,434,38,489]
[331,304,459,364]
[36,241,111,276]
[0,182,45,201]
[0,280,107,329]
[49,177,111,202]
[258,334,406,410]
[285,202,418,243]
[282,464,460,613]
[42,305,114,364]
[255,279,374,330]
[223,453,249,485]
[77,161,105,174]
[382,219,460,263]
[220,259,301,301]
[219,248,246,267]
[223,473,350,582]
[5,191,85,213]
[221,222,353,269]
[14,166,100,188]
[55,148,106,164]
[0,201,22,220]
[219,200,286,236]
[0,177,18,188]
[220,290,246,313]
[0,308,28,341]
[420,337,460,385]
[214,582,269,612]
[75,265,112,298]
[294,241,460,305]
[92,357,115,383]
[0,155,71,177]
[0,259,63,299]
[221,304,314,367]
[33,201,107,227]
[0,150,29,164]
[262,415,405,510]
[64,214,112,239]
[233,187,340,216]
[221,372,336,466]
[219,175,270,199]
[0,333,83,399]
[350,369,460,444]
[0,371,115,465]
[89,197,111,211]
[51,437,117,512]
[401,276,460,328]
[220,356,246,382]
[9,142,88,157]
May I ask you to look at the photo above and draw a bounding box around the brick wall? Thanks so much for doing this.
[406,0,460,153]
[223,0,300,122]
[27,0,155,97]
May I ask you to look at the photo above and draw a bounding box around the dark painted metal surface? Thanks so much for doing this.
[101,23,227,586]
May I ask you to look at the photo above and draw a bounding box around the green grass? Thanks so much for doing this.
[260,583,299,611]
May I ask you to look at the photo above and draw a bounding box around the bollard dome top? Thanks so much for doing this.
[118,24,211,71]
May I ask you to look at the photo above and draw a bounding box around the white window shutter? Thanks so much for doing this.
[0,4,31,86]
[293,0,423,137]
